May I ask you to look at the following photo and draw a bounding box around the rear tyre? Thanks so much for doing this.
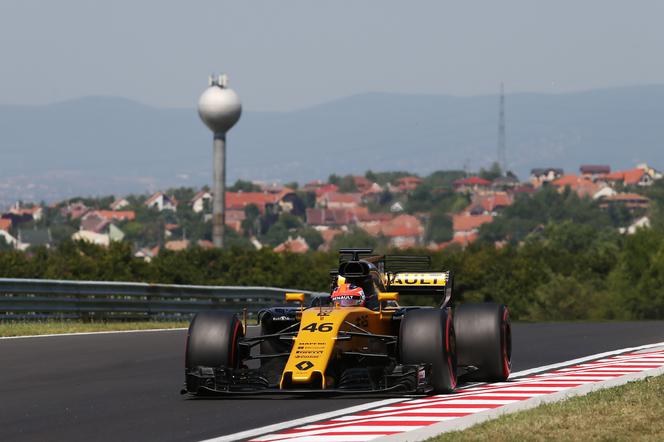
[454,303,511,382]
[185,311,244,369]
[400,308,457,393]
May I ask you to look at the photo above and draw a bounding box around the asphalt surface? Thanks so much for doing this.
[2,321,664,442]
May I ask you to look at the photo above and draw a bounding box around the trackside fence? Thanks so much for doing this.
[0,278,325,320]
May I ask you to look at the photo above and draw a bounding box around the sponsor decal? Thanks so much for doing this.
[293,343,326,359]
[390,272,448,286]
[295,360,314,371]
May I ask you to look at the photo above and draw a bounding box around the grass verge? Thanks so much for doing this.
[0,320,189,337]
[428,374,664,442]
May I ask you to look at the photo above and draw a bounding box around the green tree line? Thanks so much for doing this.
[2,223,664,321]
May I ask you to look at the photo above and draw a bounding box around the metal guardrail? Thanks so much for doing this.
[0,278,326,320]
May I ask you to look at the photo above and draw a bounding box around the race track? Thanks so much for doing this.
[2,322,664,442]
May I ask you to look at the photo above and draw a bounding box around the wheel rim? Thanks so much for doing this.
[501,308,512,378]
[230,320,241,367]
[445,313,457,389]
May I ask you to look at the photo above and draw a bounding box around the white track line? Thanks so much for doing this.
[508,341,664,378]
[0,327,188,340]
[206,341,664,442]
[199,398,409,442]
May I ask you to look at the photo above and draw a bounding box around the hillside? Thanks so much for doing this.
[1,85,664,203]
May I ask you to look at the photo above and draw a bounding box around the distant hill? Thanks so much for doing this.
[1,85,664,204]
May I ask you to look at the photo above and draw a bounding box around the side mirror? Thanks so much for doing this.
[285,293,305,303]
[285,292,305,312]
[378,292,399,303]
[378,292,399,317]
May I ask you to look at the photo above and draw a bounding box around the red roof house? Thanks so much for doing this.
[352,176,373,192]
[432,232,480,250]
[0,219,12,232]
[225,192,278,213]
[551,175,602,197]
[466,192,513,215]
[273,236,310,253]
[602,168,653,187]
[317,192,362,209]
[96,210,136,222]
[452,214,493,236]
[359,214,424,248]
[225,209,246,232]
[395,176,423,192]
[598,193,650,210]
[314,184,340,197]
[453,176,492,193]
[306,208,356,226]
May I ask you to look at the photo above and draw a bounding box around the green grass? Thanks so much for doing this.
[429,374,664,442]
[0,320,189,337]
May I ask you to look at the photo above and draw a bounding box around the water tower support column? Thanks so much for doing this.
[197,73,241,249]
[212,133,226,248]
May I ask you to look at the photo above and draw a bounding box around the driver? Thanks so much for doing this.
[331,282,366,307]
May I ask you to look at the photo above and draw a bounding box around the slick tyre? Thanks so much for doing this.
[454,303,511,382]
[185,311,244,369]
[400,308,457,393]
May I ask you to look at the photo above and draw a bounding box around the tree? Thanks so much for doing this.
[328,174,340,185]
[228,180,261,192]
[0,236,12,251]
[263,223,290,247]
[165,187,196,205]
[479,162,502,181]
[424,170,466,189]
[298,227,324,250]
[223,229,255,250]
[241,204,261,237]
[50,224,77,244]
[425,210,453,243]
[479,186,613,244]
[279,213,303,229]
[526,274,598,321]
[363,170,412,185]
[337,175,358,193]
[329,228,379,251]
[296,191,317,209]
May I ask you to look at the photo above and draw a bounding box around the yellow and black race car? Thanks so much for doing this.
[182,248,511,395]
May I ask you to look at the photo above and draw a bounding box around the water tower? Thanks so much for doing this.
[197,74,242,248]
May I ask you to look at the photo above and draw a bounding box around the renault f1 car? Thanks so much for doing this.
[183,248,511,395]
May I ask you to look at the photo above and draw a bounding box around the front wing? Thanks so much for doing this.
[182,364,433,396]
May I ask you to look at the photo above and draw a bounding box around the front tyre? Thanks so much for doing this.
[400,308,457,393]
[185,311,244,370]
[454,303,511,382]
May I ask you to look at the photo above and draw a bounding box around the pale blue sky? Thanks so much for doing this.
[1,0,663,111]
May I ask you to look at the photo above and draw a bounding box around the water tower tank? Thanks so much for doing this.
[197,76,242,134]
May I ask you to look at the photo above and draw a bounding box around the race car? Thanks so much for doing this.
[182,248,511,395]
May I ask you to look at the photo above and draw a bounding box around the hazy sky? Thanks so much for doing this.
[1,0,663,111]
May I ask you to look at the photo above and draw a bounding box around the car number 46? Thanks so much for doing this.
[302,322,333,332]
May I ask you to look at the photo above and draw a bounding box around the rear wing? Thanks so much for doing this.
[338,249,431,273]
[337,248,454,308]
[387,270,453,308]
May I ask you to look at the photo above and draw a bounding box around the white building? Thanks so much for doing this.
[0,230,17,248]
[191,190,212,213]
[145,192,177,211]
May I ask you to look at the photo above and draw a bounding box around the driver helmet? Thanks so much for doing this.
[331,283,366,307]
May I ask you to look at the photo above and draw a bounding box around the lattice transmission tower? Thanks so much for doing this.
[498,82,507,174]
